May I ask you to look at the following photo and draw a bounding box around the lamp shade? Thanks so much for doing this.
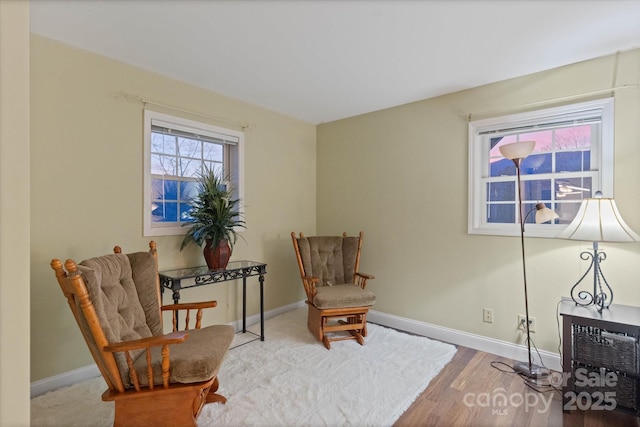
[534,203,559,224]
[556,196,640,242]
[499,140,536,160]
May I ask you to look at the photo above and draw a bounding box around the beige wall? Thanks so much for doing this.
[1,0,31,424]
[317,49,640,355]
[30,35,316,381]
[29,30,640,384]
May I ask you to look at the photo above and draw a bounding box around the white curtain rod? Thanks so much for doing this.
[466,84,638,121]
[112,91,254,130]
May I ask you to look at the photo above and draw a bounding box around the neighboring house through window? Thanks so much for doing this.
[468,98,614,237]
[143,110,244,237]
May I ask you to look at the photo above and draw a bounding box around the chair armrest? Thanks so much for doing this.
[161,300,218,311]
[103,331,188,353]
[162,300,218,331]
[103,331,189,391]
[355,272,374,289]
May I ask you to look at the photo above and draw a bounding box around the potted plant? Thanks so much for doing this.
[180,166,245,270]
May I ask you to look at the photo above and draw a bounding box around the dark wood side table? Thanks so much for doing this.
[559,299,640,416]
[159,260,266,343]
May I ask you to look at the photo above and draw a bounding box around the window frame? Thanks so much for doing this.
[468,98,614,237]
[143,110,245,237]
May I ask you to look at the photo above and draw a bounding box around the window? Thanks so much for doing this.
[468,98,613,237]
[143,110,244,236]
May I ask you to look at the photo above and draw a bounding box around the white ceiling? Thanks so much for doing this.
[30,1,640,124]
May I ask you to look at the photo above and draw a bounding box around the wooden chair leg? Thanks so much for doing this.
[362,314,368,337]
[322,335,332,350]
[205,376,227,404]
[307,304,324,341]
[354,332,364,345]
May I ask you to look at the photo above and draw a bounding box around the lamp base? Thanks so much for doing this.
[513,361,550,379]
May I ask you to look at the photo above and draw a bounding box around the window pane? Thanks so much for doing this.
[151,133,176,155]
[205,161,224,177]
[179,158,203,178]
[520,130,552,152]
[151,201,178,222]
[487,181,514,202]
[179,202,193,222]
[180,181,199,201]
[178,137,201,158]
[163,180,178,200]
[487,204,515,223]
[203,142,223,161]
[521,153,552,174]
[151,154,176,175]
[523,179,552,201]
[484,119,593,225]
[490,157,515,177]
[556,151,589,172]
[555,125,591,150]
[151,179,164,200]
[555,177,592,200]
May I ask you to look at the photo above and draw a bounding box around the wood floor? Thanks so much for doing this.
[394,345,640,427]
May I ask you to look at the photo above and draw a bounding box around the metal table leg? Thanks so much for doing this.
[242,276,247,333]
[259,273,265,341]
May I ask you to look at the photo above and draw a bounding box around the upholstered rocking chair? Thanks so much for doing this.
[291,232,376,349]
[50,241,234,427]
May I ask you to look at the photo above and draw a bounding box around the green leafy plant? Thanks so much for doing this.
[180,167,245,251]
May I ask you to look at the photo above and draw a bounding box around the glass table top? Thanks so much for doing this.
[159,260,266,280]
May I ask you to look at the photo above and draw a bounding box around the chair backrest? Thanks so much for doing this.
[292,232,363,286]
[51,242,161,392]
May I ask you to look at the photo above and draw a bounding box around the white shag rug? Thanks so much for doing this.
[32,307,456,427]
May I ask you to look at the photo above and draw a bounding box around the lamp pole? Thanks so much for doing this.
[499,140,555,381]
[514,159,533,375]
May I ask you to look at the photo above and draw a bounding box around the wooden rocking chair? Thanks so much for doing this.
[291,232,376,349]
[50,241,234,427]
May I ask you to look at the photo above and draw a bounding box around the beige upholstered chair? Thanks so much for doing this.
[291,232,376,349]
[50,242,234,427]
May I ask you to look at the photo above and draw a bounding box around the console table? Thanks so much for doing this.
[159,260,266,342]
[560,299,639,416]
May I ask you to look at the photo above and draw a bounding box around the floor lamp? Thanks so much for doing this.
[556,191,640,313]
[499,141,558,379]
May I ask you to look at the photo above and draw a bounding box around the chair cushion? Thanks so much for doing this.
[79,254,152,387]
[79,254,152,341]
[133,324,235,386]
[126,251,163,337]
[312,284,376,309]
[296,236,360,286]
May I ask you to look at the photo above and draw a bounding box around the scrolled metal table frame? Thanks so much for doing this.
[158,260,266,343]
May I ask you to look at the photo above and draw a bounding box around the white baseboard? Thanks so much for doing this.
[367,309,561,372]
[30,301,306,398]
[30,364,101,398]
[227,300,306,332]
[32,301,559,397]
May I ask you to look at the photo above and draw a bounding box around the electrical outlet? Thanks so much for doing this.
[483,308,493,323]
[518,315,536,332]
